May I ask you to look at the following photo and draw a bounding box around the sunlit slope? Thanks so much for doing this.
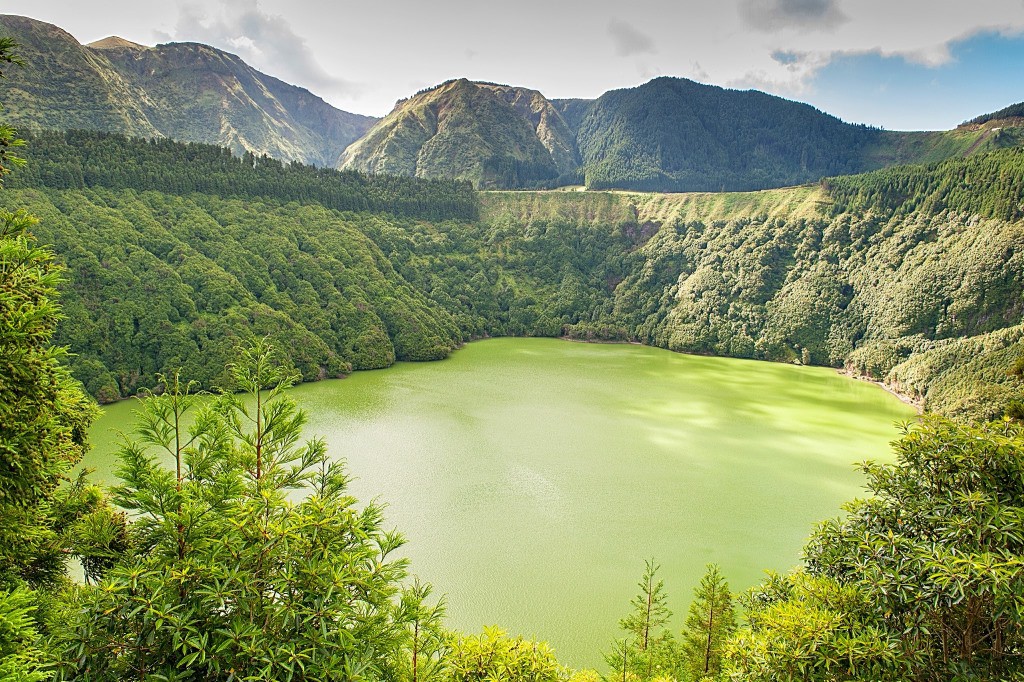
[339,79,580,189]
[865,121,1024,167]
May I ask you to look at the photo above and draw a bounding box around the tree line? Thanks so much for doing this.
[10,130,480,223]
[823,146,1024,222]
[964,101,1024,126]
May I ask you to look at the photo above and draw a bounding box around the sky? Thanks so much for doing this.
[7,0,1024,130]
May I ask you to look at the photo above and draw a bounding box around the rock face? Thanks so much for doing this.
[0,14,377,166]
[339,79,581,188]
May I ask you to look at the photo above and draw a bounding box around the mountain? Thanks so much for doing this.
[0,14,377,166]
[568,77,1024,191]
[339,79,581,188]
[2,14,1022,191]
[343,75,1024,191]
[574,76,880,191]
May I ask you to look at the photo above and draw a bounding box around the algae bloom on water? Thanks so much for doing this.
[86,338,915,668]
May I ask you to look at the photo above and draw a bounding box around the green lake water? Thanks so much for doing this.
[85,338,916,668]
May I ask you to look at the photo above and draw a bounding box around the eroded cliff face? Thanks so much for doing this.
[339,79,579,188]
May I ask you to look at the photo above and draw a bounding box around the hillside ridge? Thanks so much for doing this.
[0,14,378,166]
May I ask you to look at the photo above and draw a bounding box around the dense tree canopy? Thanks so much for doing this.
[727,417,1024,681]
[4,137,1024,420]
[825,146,1024,222]
[0,38,117,681]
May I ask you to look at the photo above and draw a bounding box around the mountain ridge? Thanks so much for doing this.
[2,14,1023,191]
[0,14,378,166]
[344,73,1024,191]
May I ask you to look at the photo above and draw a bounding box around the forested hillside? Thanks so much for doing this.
[573,77,1024,191]
[477,177,1024,420]
[0,186,472,401]
[6,131,1023,419]
[575,76,877,191]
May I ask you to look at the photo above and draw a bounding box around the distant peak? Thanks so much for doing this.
[87,36,148,50]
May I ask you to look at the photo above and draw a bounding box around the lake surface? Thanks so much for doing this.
[85,338,916,668]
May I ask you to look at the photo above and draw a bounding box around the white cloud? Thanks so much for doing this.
[676,0,1024,104]
[160,0,361,99]
[739,0,847,31]
[608,18,657,57]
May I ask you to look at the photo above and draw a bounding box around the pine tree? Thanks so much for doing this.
[680,564,737,680]
[605,559,677,681]
[396,579,448,682]
[54,338,413,681]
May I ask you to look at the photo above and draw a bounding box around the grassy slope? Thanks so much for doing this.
[864,124,1024,167]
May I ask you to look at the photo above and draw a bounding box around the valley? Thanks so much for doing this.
[2,10,1024,681]
[4,131,1021,421]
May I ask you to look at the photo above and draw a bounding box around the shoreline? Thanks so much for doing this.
[837,368,924,414]
[92,334,926,413]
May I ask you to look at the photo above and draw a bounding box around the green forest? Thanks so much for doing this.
[966,100,1024,125]
[2,130,1022,420]
[12,130,479,222]
[3,32,1024,682]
